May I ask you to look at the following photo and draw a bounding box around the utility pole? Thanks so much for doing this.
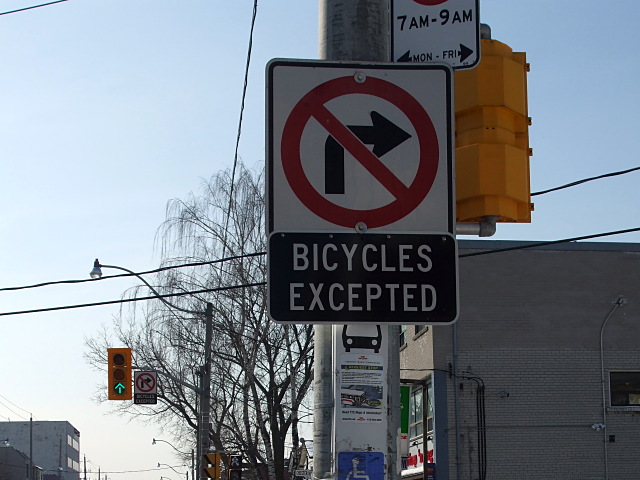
[315,2,399,480]
[199,302,213,480]
[29,416,32,480]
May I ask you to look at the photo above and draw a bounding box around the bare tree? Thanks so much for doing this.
[85,163,314,480]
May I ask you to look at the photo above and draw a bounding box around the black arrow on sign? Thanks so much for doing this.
[459,43,474,62]
[325,111,411,195]
[396,45,473,63]
[397,50,412,62]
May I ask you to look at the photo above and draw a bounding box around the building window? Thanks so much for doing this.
[425,380,434,433]
[67,434,79,451]
[409,386,423,440]
[414,325,428,335]
[400,325,407,347]
[610,371,640,406]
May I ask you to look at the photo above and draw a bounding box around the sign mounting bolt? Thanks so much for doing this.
[354,72,366,84]
[355,222,368,233]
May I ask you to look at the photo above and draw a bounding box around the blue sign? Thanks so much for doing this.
[337,452,384,480]
[426,463,436,480]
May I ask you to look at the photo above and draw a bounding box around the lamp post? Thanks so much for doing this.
[153,439,195,480]
[90,259,213,480]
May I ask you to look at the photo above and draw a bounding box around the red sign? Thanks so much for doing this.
[135,372,156,393]
[280,75,439,229]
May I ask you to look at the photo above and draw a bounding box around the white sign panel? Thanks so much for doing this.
[267,59,454,235]
[391,0,480,70]
[134,371,158,405]
[339,352,386,423]
[334,325,389,456]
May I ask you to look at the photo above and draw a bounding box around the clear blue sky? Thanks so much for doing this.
[0,1,638,479]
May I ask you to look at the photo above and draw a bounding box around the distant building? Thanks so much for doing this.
[400,240,640,480]
[0,421,80,480]
[0,443,42,480]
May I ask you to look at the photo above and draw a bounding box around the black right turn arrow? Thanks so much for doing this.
[325,111,411,195]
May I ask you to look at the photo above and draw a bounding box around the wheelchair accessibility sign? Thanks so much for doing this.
[338,452,384,480]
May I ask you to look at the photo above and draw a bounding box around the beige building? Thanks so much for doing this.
[400,240,640,480]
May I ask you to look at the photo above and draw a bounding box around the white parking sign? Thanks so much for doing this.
[391,0,480,69]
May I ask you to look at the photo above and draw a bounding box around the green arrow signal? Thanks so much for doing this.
[114,383,126,394]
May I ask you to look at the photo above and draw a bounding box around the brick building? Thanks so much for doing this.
[400,240,640,480]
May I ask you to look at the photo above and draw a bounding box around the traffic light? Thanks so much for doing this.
[454,37,533,223]
[227,455,242,480]
[202,453,221,480]
[107,348,132,400]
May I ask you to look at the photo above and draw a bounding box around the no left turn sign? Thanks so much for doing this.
[267,60,454,235]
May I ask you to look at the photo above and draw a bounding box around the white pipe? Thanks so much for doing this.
[455,216,499,237]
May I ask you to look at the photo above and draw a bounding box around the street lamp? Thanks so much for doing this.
[153,438,195,480]
[90,259,213,480]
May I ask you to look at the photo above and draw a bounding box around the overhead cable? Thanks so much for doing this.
[0,0,68,16]
[532,166,640,196]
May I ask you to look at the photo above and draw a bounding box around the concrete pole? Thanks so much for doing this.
[312,324,334,480]
[315,2,399,480]
[318,0,389,62]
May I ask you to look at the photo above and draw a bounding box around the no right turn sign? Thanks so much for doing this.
[267,59,455,234]
[266,59,459,325]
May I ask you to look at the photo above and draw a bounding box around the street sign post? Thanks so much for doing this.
[266,60,458,324]
[134,371,158,405]
[391,0,480,70]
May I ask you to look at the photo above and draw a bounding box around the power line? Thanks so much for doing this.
[0,399,29,421]
[0,0,68,16]
[223,0,259,257]
[0,282,265,318]
[0,394,33,420]
[459,227,640,258]
[0,226,638,315]
[532,166,640,196]
[0,252,265,293]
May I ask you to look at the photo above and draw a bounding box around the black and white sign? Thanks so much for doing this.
[391,0,480,70]
[267,60,454,235]
[266,60,458,324]
[134,371,158,405]
[268,232,458,324]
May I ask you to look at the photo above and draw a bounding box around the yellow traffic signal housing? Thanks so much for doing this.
[202,453,221,480]
[455,38,533,223]
[107,348,132,400]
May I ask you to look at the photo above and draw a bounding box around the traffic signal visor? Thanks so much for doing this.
[108,347,132,400]
[203,453,221,480]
